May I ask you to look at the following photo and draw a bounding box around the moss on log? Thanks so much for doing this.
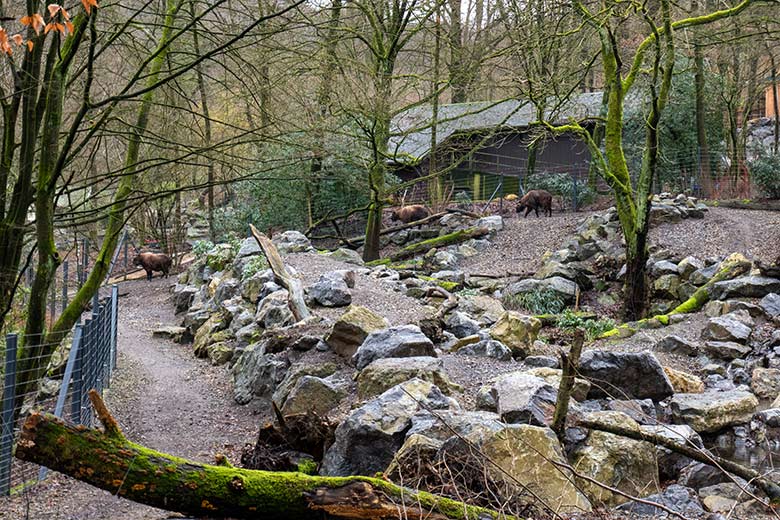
[598,253,750,339]
[15,392,512,520]
[390,227,490,262]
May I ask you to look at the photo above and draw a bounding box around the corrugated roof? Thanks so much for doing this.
[388,92,606,165]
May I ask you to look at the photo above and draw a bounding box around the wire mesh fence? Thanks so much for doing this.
[0,285,119,496]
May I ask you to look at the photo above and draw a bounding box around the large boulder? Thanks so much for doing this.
[356,357,460,399]
[654,335,699,356]
[678,256,705,280]
[324,305,389,359]
[578,350,674,400]
[669,391,759,433]
[640,424,704,480]
[535,261,593,290]
[711,276,780,299]
[240,269,275,304]
[307,273,352,307]
[255,290,294,329]
[271,362,338,407]
[231,344,290,404]
[664,367,705,394]
[455,339,512,361]
[407,410,504,441]
[353,325,436,370]
[325,248,365,266]
[443,311,481,339]
[525,367,591,402]
[505,276,578,304]
[480,425,592,514]
[320,379,458,476]
[192,313,227,358]
[701,311,753,343]
[616,485,704,518]
[272,230,313,254]
[760,293,780,320]
[570,412,657,507]
[703,341,752,360]
[484,372,558,426]
[750,368,780,400]
[280,376,346,417]
[172,284,198,314]
[654,274,681,299]
[475,215,503,232]
[457,295,505,325]
[488,311,542,358]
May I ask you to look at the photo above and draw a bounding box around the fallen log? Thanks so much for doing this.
[390,226,491,262]
[599,253,751,339]
[579,417,780,503]
[250,224,310,322]
[15,391,511,520]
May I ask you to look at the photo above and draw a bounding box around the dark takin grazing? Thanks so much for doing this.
[516,189,553,218]
[390,204,431,224]
[132,252,172,281]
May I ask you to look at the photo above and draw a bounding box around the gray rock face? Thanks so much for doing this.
[711,276,780,299]
[325,248,364,265]
[407,410,504,441]
[578,350,674,400]
[308,274,352,307]
[353,325,436,370]
[456,339,512,361]
[650,260,681,277]
[476,215,503,232]
[524,355,560,368]
[271,363,338,407]
[640,424,704,480]
[240,269,275,303]
[444,311,481,338]
[703,341,752,360]
[678,256,705,280]
[320,379,458,476]
[173,284,199,314]
[535,261,593,290]
[214,278,241,305]
[431,251,459,270]
[255,289,294,329]
[489,373,558,426]
[689,264,719,286]
[356,356,459,398]
[505,276,578,303]
[616,485,704,518]
[669,391,759,433]
[655,335,699,356]
[702,312,753,343]
[760,293,780,320]
[231,344,290,404]
[280,376,345,417]
[324,305,389,359]
[272,230,313,254]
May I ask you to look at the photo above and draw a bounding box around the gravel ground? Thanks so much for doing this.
[459,211,587,276]
[0,276,261,520]
[650,206,780,262]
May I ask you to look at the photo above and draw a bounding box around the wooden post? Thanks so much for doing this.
[552,329,584,442]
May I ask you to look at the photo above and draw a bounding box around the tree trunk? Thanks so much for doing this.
[389,226,489,261]
[693,39,711,181]
[15,392,509,520]
[448,0,466,103]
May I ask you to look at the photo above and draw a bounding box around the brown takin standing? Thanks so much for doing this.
[132,252,172,281]
[516,189,553,218]
[390,204,431,224]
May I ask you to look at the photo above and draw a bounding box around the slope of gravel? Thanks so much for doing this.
[459,211,588,277]
[650,206,780,262]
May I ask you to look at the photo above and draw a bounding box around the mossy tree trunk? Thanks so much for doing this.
[15,392,510,520]
[390,226,490,261]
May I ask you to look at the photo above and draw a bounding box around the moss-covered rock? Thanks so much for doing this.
[357,356,462,399]
[488,311,542,359]
[192,313,227,358]
[280,376,346,417]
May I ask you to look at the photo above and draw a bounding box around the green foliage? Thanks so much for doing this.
[622,57,725,192]
[556,309,616,341]
[749,150,780,199]
[242,256,269,278]
[192,240,215,256]
[214,137,371,240]
[503,289,567,315]
[525,172,595,208]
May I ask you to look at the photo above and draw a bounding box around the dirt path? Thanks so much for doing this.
[0,277,260,520]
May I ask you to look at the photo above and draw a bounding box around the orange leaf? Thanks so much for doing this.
[21,14,46,35]
[65,21,74,34]
[48,4,62,18]
[44,23,54,34]
[61,8,71,21]
[12,34,23,46]
[81,0,99,13]
[26,40,34,51]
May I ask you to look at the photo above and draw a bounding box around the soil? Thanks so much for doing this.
[0,276,261,520]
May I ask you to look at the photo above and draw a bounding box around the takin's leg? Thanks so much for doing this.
[146,269,153,281]
[524,207,532,218]
[534,206,540,218]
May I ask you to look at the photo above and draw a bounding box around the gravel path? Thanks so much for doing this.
[0,276,260,520]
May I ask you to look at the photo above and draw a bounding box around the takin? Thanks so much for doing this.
[390,204,431,224]
[132,252,172,281]
[516,189,553,218]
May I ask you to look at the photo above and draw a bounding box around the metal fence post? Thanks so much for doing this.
[0,334,18,496]
[62,261,68,312]
[71,322,86,424]
[49,276,56,323]
[38,325,82,482]
[110,285,119,373]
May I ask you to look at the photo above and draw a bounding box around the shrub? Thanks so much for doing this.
[556,309,616,341]
[192,240,214,256]
[749,150,780,199]
[242,256,269,278]
[525,172,595,209]
[502,289,567,315]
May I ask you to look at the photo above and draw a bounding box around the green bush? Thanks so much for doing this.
[242,256,269,278]
[556,309,616,341]
[749,150,780,199]
[192,240,215,256]
[503,289,567,315]
[525,172,595,209]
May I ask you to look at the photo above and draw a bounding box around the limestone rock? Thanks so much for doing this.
[320,379,458,476]
[489,372,557,426]
[443,311,481,339]
[578,350,674,400]
[750,368,780,400]
[271,362,338,407]
[172,284,198,314]
[476,215,503,232]
[640,424,704,480]
[272,230,313,254]
[505,276,578,304]
[231,344,290,404]
[525,367,591,402]
[280,376,346,417]
[488,311,542,358]
[704,341,752,360]
[570,411,657,507]
[617,485,704,518]
[455,339,512,361]
[760,293,780,320]
[152,325,187,343]
[356,357,460,399]
[325,305,389,359]
[711,275,780,299]
[308,274,352,307]
[654,274,681,299]
[325,248,364,266]
[702,312,753,343]
[192,313,227,358]
[669,391,759,433]
[255,290,294,329]
[655,335,699,356]
[353,325,436,370]
[664,367,705,393]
